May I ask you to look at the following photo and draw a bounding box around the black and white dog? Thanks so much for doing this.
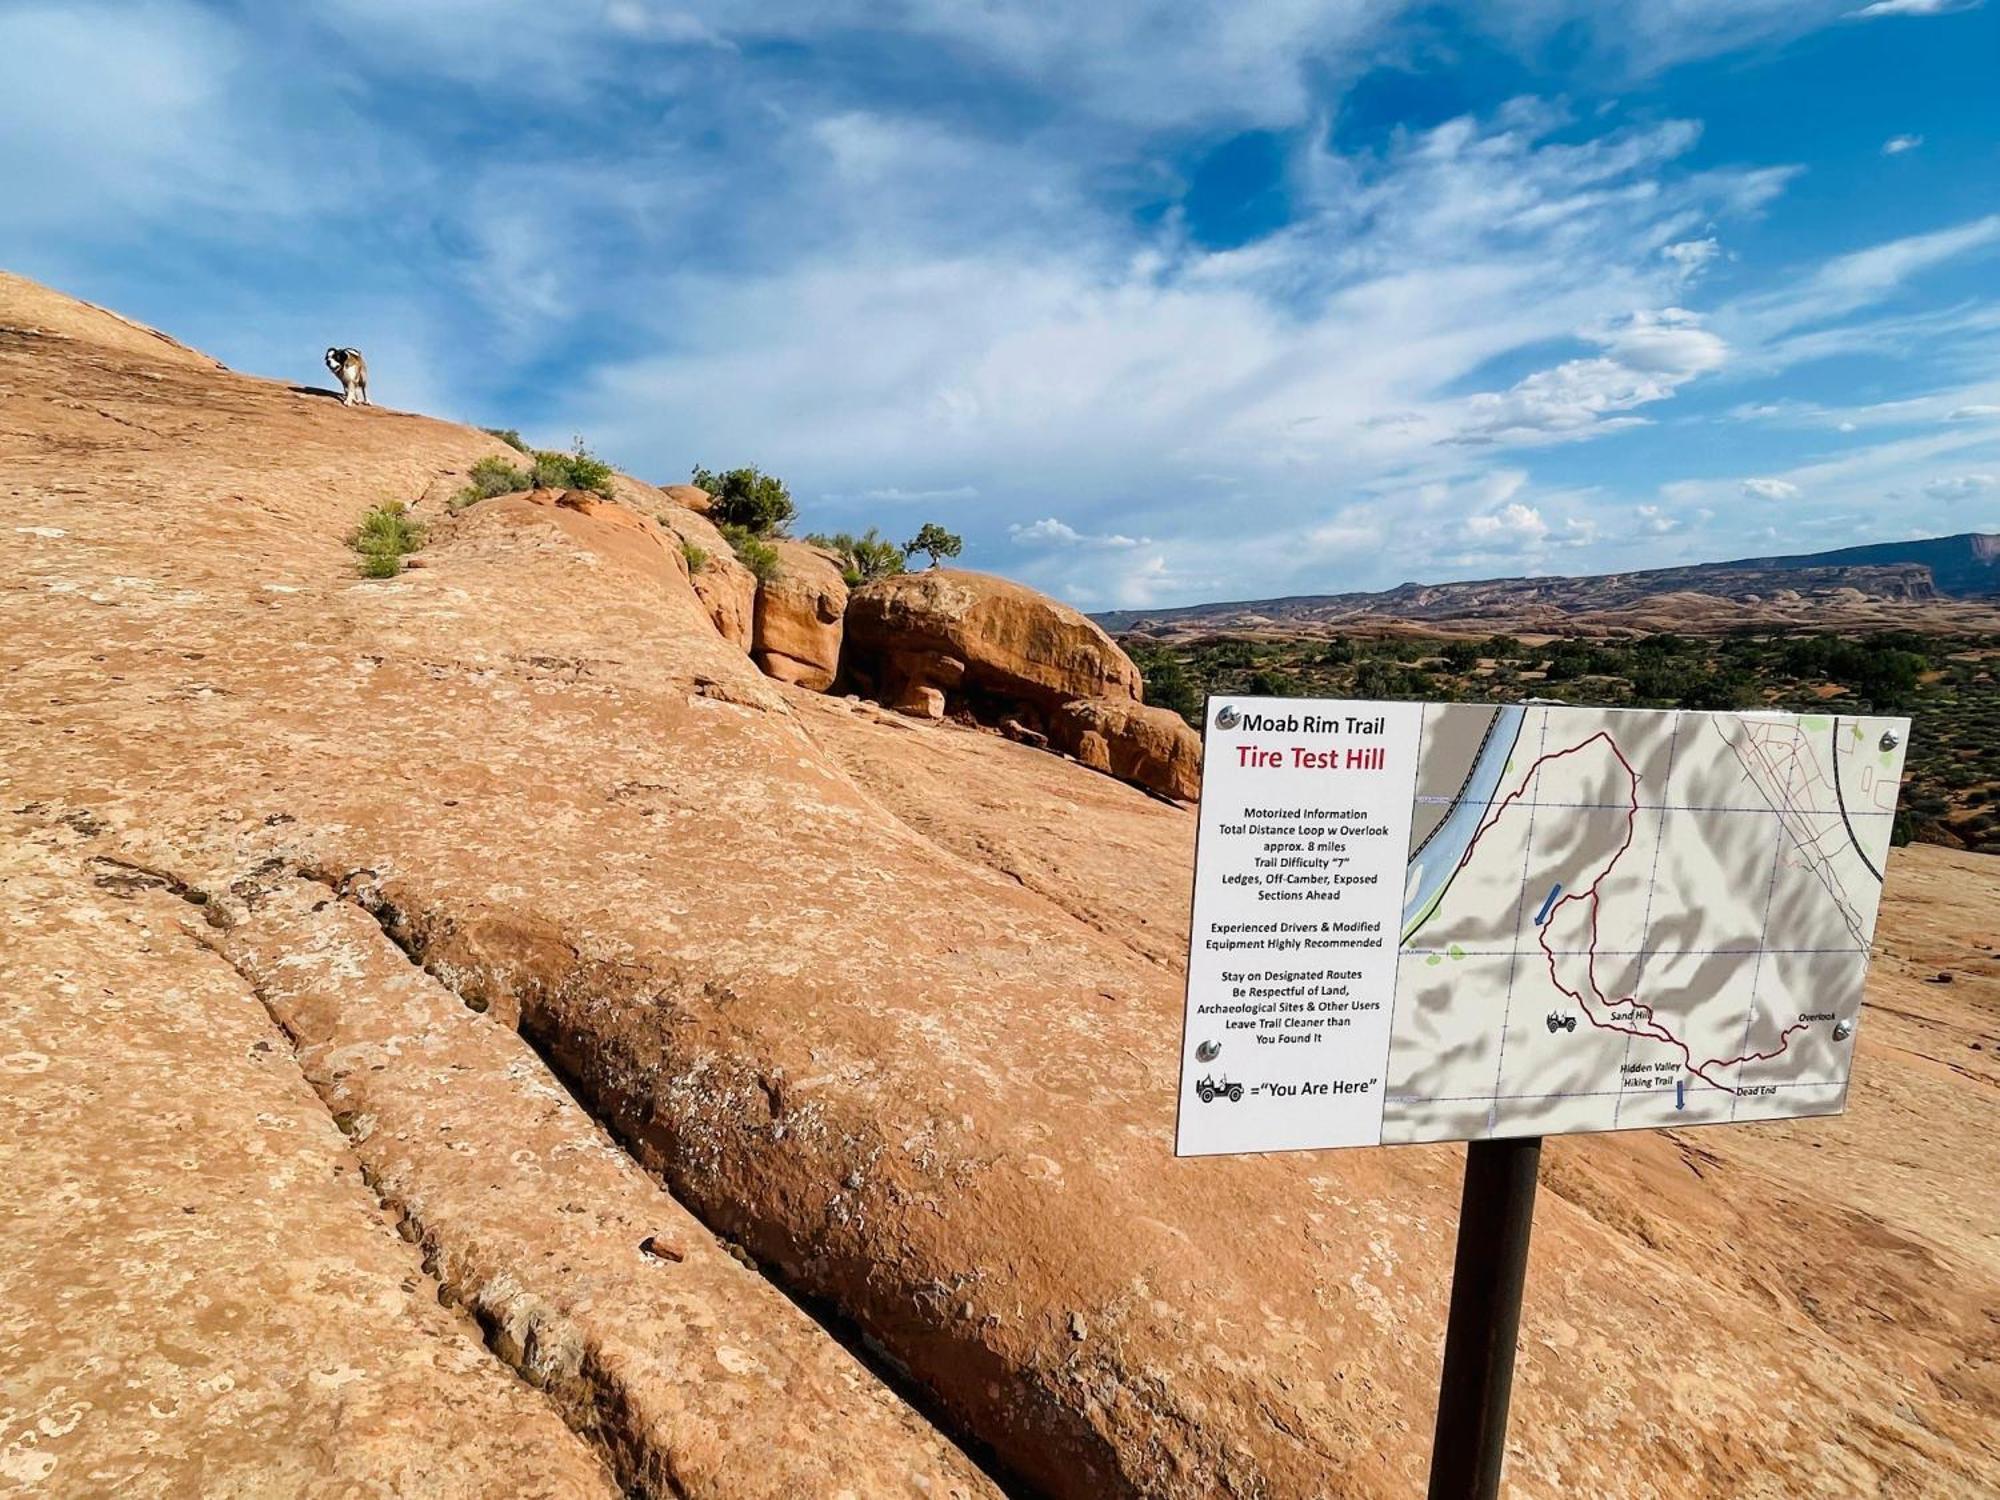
[325,346,369,406]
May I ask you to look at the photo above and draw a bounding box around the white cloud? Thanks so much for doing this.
[1010,517,1151,548]
[1636,504,1680,534]
[1882,133,1925,155]
[1924,474,1998,498]
[1464,501,1550,544]
[1950,405,2000,419]
[1742,478,1803,500]
[1454,309,1728,443]
[1662,238,1721,281]
[602,3,733,47]
[1848,0,1980,17]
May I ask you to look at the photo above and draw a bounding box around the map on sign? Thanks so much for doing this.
[1175,699,1911,1155]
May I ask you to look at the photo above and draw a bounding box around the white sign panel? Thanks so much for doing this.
[1177,698,1910,1155]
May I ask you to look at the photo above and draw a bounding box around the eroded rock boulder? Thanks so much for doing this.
[844,568,1142,710]
[1053,696,1203,801]
[662,483,714,514]
[654,506,757,652]
[753,539,848,690]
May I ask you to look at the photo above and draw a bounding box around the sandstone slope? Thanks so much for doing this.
[5,271,1997,1499]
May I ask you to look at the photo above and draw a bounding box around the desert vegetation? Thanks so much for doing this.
[719,522,780,581]
[452,440,615,510]
[1126,628,2000,852]
[691,464,795,536]
[348,500,424,578]
[806,527,906,587]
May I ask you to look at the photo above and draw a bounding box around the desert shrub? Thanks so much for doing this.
[483,427,530,453]
[1129,642,1204,725]
[1197,639,1258,671]
[1541,640,1620,681]
[530,440,616,498]
[692,465,795,535]
[806,527,906,587]
[1778,633,1924,705]
[1353,657,1430,698]
[904,522,963,568]
[1480,634,1524,660]
[1317,635,1356,665]
[1678,669,1757,711]
[720,522,780,582]
[451,454,532,511]
[681,539,709,574]
[1248,667,1300,697]
[349,501,424,578]
[1440,639,1482,672]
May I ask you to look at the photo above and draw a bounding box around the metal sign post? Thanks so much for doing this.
[1425,1136,1543,1500]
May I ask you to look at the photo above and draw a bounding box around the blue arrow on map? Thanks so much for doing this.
[1675,1079,1686,1111]
[1533,883,1563,926]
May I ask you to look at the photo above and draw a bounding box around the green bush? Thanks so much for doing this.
[806,527,906,587]
[529,441,616,499]
[451,455,532,511]
[1128,642,1204,725]
[681,539,709,574]
[1249,667,1300,697]
[1440,639,1482,672]
[720,522,780,582]
[483,427,530,453]
[692,465,795,536]
[349,501,424,578]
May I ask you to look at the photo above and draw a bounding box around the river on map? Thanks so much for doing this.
[1400,703,1527,942]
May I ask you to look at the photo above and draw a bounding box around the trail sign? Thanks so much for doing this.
[1176,698,1910,1154]
[1175,695,1910,1499]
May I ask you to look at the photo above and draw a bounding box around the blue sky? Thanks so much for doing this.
[3,1,1997,610]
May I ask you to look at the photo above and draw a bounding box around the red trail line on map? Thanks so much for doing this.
[1455,729,1808,1094]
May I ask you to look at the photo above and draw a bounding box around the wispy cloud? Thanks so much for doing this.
[1010,517,1152,548]
[1882,133,1925,154]
[1925,473,1998,498]
[1742,478,1803,500]
[1847,0,1982,18]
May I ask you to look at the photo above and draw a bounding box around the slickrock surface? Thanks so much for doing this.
[0,828,617,1499]
[220,878,998,1500]
[5,270,1998,1498]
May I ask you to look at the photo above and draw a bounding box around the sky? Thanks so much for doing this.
[3,1,1997,611]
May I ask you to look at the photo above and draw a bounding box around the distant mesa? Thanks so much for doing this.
[1093,532,2000,640]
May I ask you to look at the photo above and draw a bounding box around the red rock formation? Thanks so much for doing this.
[1052,695,1203,801]
[752,539,848,690]
[845,566,1144,709]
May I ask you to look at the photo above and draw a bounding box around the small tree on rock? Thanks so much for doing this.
[904,522,962,569]
[692,465,795,536]
[806,527,906,587]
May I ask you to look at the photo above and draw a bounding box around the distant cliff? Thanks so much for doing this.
[1094,532,2000,638]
